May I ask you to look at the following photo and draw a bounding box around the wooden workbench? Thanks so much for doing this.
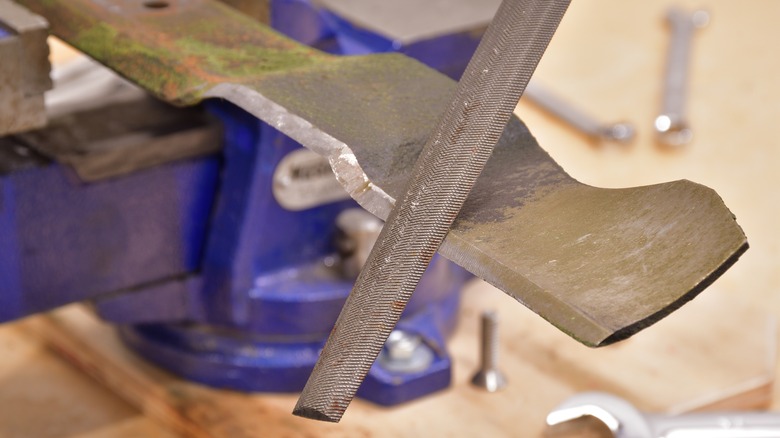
[1,1,778,436]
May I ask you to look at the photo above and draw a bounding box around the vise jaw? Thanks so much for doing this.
[0,0,51,136]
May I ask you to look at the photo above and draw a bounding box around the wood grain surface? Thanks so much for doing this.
[1,0,779,436]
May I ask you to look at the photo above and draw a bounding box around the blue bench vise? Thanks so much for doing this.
[0,0,496,406]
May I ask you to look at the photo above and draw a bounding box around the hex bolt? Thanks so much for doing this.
[471,311,507,392]
[524,81,636,144]
[378,330,434,374]
[655,7,710,147]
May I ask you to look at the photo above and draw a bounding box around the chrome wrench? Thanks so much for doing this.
[547,391,780,437]
[525,81,635,144]
[654,7,709,147]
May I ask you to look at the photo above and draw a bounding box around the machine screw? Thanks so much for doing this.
[655,7,710,147]
[378,330,434,373]
[470,311,507,392]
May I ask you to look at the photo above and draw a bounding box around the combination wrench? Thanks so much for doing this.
[654,7,710,147]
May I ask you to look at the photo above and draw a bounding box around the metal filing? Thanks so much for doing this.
[655,7,710,147]
[294,0,571,422]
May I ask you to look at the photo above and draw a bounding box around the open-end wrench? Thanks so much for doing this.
[524,81,636,144]
[654,7,709,147]
[547,392,780,437]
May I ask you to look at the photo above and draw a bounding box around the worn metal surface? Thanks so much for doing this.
[219,0,270,23]
[294,0,571,421]
[0,0,51,135]
[0,136,49,175]
[17,0,748,349]
[19,97,222,181]
[317,0,501,44]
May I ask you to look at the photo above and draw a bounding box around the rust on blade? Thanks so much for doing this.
[19,0,748,347]
[18,0,328,105]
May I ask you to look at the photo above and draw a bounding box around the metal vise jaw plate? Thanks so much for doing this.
[0,0,51,135]
[17,0,748,347]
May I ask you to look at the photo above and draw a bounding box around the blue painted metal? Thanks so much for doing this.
[358,289,460,406]
[195,101,359,334]
[118,1,480,402]
[322,11,480,80]
[99,0,480,405]
[270,0,480,80]
[269,0,338,52]
[107,99,471,405]
[121,323,327,392]
[94,276,202,325]
[1,0,482,406]
[118,272,464,402]
[0,158,219,322]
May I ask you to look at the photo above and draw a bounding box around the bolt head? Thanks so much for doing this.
[471,369,507,392]
[385,330,420,361]
[654,115,693,147]
[602,122,636,144]
[378,330,434,373]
